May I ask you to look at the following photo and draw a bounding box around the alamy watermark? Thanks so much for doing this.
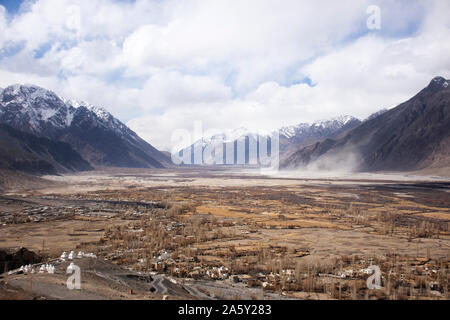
[66,262,81,290]
[367,5,381,30]
[366,265,382,289]
[66,5,82,33]
[170,121,279,172]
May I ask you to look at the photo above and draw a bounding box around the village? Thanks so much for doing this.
[0,169,448,299]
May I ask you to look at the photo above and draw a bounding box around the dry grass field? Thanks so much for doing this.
[0,168,449,300]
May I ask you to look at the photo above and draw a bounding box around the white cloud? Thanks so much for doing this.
[0,0,449,151]
[0,6,7,47]
[121,0,369,90]
[137,70,232,111]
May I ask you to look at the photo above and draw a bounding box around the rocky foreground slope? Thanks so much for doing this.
[282,77,450,172]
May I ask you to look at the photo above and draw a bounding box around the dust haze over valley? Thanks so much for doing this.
[0,0,450,304]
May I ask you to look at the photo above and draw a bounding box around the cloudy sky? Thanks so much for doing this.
[0,0,449,150]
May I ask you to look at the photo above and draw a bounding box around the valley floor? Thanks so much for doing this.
[0,167,449,300]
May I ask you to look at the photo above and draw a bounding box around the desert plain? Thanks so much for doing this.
[0,167,449,300]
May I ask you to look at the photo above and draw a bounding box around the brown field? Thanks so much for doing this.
[0,168,449,300]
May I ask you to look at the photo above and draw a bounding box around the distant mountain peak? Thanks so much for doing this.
[178,115,362,165]
[0,83,170,168]
[280,115,360,138]
[2,83,61,103]
[428,76,449,90]
[64,99,94,109]
[282,77,450,172]
[64,99,113,123]
[0,84,72,132]
[313,115,359,127]
[431,76,447,83]
[0,85,126,138]
[1,85,113,122]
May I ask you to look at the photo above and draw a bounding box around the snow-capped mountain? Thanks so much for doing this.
[280,115,360,141]
[64,99,145,142]
[281,77,450,171]
[431,76,449,89]
[177,116,361,165]
[177,127,269,165]
[280,115,359,138]
[0,84,170,168]
[64,99,125,134]
[279,115,362,156]
[0,84,75,137]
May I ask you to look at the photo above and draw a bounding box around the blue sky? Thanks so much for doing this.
[0,0,449,150]
[0,0,22,14]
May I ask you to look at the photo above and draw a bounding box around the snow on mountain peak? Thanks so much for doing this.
[314,115,357,126]
[3,84,59,104]
[64,99,90,109]
[432,76,446,84]
[0,84,127,135]
[280,116,358,138]
[430,76,450,90]
[64,99,112,122]
[88,105,112,122]
[279,124,308,138]
[0,84,72,130]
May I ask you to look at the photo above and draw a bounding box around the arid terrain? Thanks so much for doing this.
[0,168,449,300]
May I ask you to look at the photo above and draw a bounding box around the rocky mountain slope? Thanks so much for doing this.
[0,124,92,174]
[279,115,361,156]
[178,116,361,165]
[282,77,450,172]
[0,84,170,168]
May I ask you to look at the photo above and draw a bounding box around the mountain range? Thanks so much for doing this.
[177,116,362,165]
[0,84,170,172]
[1,77,448,175]
[282,77,450,172]
[279,115,362,157]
